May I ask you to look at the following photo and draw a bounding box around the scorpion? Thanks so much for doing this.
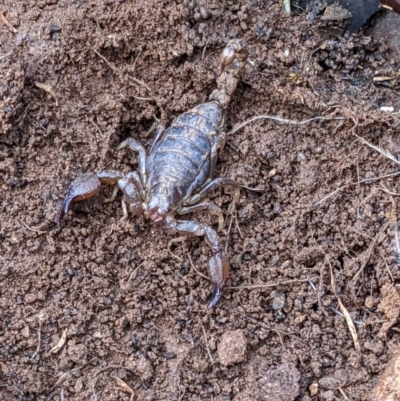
[56,39,249,308]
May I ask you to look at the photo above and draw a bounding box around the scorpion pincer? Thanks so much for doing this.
[56,39,249,308]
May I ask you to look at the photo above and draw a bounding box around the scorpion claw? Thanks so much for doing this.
[207,250,230,308]
[56,173,101,225]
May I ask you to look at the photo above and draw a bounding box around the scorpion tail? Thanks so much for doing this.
[207,250,230,308]
[218,38,248,75]
[55,173,101,224]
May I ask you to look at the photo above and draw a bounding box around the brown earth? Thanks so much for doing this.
[1,1,400,400]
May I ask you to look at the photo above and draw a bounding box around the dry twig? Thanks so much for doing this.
[187,253,209,281]
[92,48,114,70]
[0,13,17,33]
[90,119,103,136]
[21,220,48,234]
[226,277,317,290]
[325,254,361,354]
[50,328,68,354]
[35,82,58,106]
[338,387,350,401]
[355,134,400,166]
[91,365,134,401]
[353,221,389,280]
[0,51,12,61]
[50,372,70,392]
[198,318,214,364]
[313,185,346,207]
[245,315,288,346]
[114,377,134,401]
[31,319,42,360]
[338,298,361,353]
[128,75,152,92]
[227,114,345,136]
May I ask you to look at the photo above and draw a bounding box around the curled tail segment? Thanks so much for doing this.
[209,39,248,109]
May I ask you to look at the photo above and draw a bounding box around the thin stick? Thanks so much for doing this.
[324,253,361,354]
[318,262,328,317]
[356,190,376,219]
[383,258,394,282]
[227,115,345,136]
[132,95,154,101]
[377,186,400,196]
[187,254,209,281]
[314,171,400,208]
[198,318,213,364]
[225,209,234,253]
[353,221,389,280]
[50,372,70,392]
[338,387,350,401]
[283,0,291,13]
[128,76,152,92]
[35,82,58,106]
[355,134,400,166]
[352,229,373,240]
[126,261,144,283]
[114,377,134,401]
[245,316,286,345]
[0,13,17,33]
[90,119,103,136]
[313,185,347,207]
[395,225,400,255]
[0,51,12,60]
[21,220,48,234]
[359,170,400,183]
[31,319,42,360]
[91,365,134,401]
[92,48,114,69]
[132,48,142,71]
[226,277,317,290]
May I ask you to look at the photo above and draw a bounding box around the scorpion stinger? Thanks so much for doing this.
[56,39,249,308]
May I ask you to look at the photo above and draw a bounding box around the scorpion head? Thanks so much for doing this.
[146,188,180,223]
[218,38,248,75]
[145,199,168,222]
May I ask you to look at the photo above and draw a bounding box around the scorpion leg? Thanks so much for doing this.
[177,202,224,231]
[99,170,145,219]
[118,176,144,220]
[166,218,230,308]
[185,178,240,205]
[148,122,165,154]
[209,131,226,177]
[116,138,148,186]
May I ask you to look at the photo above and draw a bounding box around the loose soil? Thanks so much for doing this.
[1,1,400,400]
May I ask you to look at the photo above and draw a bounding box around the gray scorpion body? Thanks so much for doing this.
[147,102,223,215]
[56,39,248,307]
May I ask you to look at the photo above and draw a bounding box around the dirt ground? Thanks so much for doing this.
[1,1,400,400]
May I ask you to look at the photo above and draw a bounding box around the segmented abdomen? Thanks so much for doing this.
[147,102,223,203]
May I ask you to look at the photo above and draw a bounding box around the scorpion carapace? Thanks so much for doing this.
[56,39,248,308]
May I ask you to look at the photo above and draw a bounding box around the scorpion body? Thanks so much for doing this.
[56,39,248,308]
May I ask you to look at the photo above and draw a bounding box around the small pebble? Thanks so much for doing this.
[218,329,247,366]
[309,382,319,396]
[24,293,37,304]
[270,292,285,310]
[365,296,375,309]
[21,326,30,338]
